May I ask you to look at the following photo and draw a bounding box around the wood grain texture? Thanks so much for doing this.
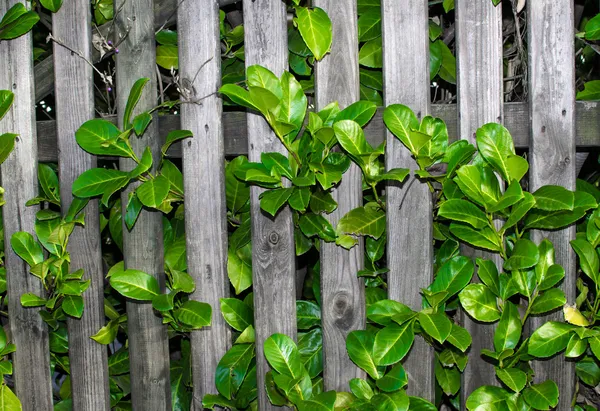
[34,102,600,163]
[52,1,110,409]
[114,0,171,409]
[381,0,434,400]
[243,1,296,409]
[455,0,503,401]
[33,0,240,102]
[528,1,576,408]
[313,0,366,391]
[178,0,231,405]
[0,1,53,409]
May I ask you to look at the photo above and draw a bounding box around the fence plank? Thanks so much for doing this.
[114,0,171,408]
[455,0,503,401]
[381,0,434,400]
[178,0,231,406]
[243,1,296,409]
[52,0,111,409]
[0,1,53,409]
[528,1,576,408]
[313,0,365,391]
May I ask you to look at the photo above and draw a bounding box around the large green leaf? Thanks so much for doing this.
[367,300,416,326]
[161,129,193,156]
[475,123,515,182]
[335,101,377,127]
[373,322,415,366]
[0,90,14,121]
[110,269,160,300]
[439,199,488,229]
[247,65,282,99]
[358,37,382,68]
[522,380,559,410]
[346,330,383,380]
[298,328,322,378]
[504,239,539,271]
[123,78,150,128]
[449,223,501,252]
[528,321,575,357]
[459,284,501,322]
[220,298,253,332]
[382,105,422,155]
[496,368,526,393]
[294,7,332,60]
[337,202,385,240]
[263,333,304,379]
[299,213,336,242]
[10,232,44,267]
[577,80,600,100]
[279,71,307,133]
[259,188,293,217]
[219,84,259,111]
[75,119,133,157]
[72,168,131,201]
[215,343,255,400]
[571,238,599,284]
[40,0,62,13]
[225,156,250,213]
[524,191,596,230]
[136,175,171,208]
[532,185,574,211]
[349,378,373,400]
[435,359,461,396]
[156,45,179,70]
[357,8,381,42]
[62,295,84,318]
[0,385,21,411]
[446,323,472,352]
[530,288,566,315]
[418,312,452,343]
[296,300,321,330]
[333,120,372,159]
[476,258,500,296]
[376,363,408,392]
[465,386,510,411]
[493,301,521,352]
[175,300,212,329]
[0,3,39,40]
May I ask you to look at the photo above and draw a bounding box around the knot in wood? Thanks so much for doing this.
[332,292,353,330]
[268,231,279,245]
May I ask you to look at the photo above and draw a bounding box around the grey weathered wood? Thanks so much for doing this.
[243,1,296,409]
[34,102,600,163]
[52,1,111,409]
[528,1,576,408]
[381,0,434,400]
[0,1,53,409]
[114,0,171,408]
[455,0,503,401]
[178,0,231,405]
[33,0,240,102]
[313,0,365,391]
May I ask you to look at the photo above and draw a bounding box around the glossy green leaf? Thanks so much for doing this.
[418,312,452,343]
[446,323,472,352]
[435,359,461,396]
[219,84,259,110]
[496,368,526,393]
[335,101,377,127]
[0,4,39,40]
[259,188,293,217]
[476,258,500,296]
[136,175,170,208]
[346,330,383,380]
[298,328,322,378]
[528,321,575,357]
[502,192,536,231]
[0,90,14,121]
[349,378,373,400]
[522,380,559,410]
[576,357,600,386]
[247,65,282,99]
[494,301,521,352]
[0,134,16,166]
[10,232,43,267]
[220,298,253,332]
[156,45,178,70]
[449,223,501,252]
[439,199,488,229]
[295,7,332,60]
[358,37,382,68]
[72,168,131,199]
[530,288,566,315]
[299,213,336,242]
[75,119,133,157]
[40,0,62,12]
[504,238,539,271]
[110,269,160,300]
[465,386,510,411]
[0,385,21,411]
[459,284,501,322]
[571,238,599,284]
[337,202,385,240]
[296,300,321,330]
[532,185,574,211]
[373,322,415,366]
[367,299,416,326]
[20,293,47,307]
[62,295,84,318]
[161,129,193,156]
[264,333,304,379]
[475,123,515,182]
[215,343,255,400]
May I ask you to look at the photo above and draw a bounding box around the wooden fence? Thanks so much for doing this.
[0,0,598,410]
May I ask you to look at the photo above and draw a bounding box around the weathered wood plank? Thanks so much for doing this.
[381,0,434,400]
[52,1,111,409]
[528,1,576,408]
[178,0,231,406]
[34,102,600,163]
[313,0,365,391]
[0,1,53,409]
[455,0,503,401]
[243,1,296,409]
[114,0,171,408]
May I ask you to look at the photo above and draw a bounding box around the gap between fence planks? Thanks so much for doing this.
[313,0,366,391]
[381,0,434,400]
[528,1,576,408]
[178,0,231,405]
[243,1,297,409]
[34,102,600,164]
[114,0,172,408]
[52,0,111,409]
[0,1,54,409]
[455,0,503,401]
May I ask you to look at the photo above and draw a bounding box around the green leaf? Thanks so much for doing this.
[532,185,574,211]
[584,13,600,40]
[373,322,415,366]
[175,300,212,329]
[528,321,575,357]
[110,269,160,300]
[225,156,250,213]
[371,391,409,411]
[220,298,253,332]
[20,293,47,307]
[90,319,119,345]
[10,232,43,267]
[335,101,377,127]
[475,123,515,182]
[530,288,566,315]
[75,119,133,157]
[524,191,596,230]
[439,199,488,229]
[337,202,385,240]
[349,378,373,400]
[566,333,587,358]
[504,238,539,271]
[446,323,472,352]
[259,188,293,217]
[294,7,332,60]
[359,37,382,68]
[494,301,521,352]
[576,357,600,386]
[72,168,130,199]
[496,368,526,393]
[310,190,337,214]
[367,300,416,327]
[136,175,171,208]
[279,71,306,134]
[459,284,501,322]
[156,45,178,69]
[297,391,336,411]
[418,312,452,343]
[298,328,322,378]
[227,246,252,295]
[288,187,311,212]
[435,359,461,396]
[333,120,372,159]
[346,330,383,380]
[0,90,14,121]
[383,105,422,155]
[161,129,193,156]
[577,80,600,100]
[40,0,62,13]
[299,213,336,242]
[466,386,510,411]
[296,301,321,330]
[219,84,259,110]
[357,8,381,41]
[489,180,524,213]
[0,385,21,411]
[522,380,559,410]
[247,65,282,99]
[477,258,500,296]
[263,333,304,379]
[62,295,84,318]
[436,40,456,84]
[502,192,536,231]
[0,4,39,40]
[376,363,408,392]
[123,78,150,128]
[571,238,599,284]
[449,223,501,252]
